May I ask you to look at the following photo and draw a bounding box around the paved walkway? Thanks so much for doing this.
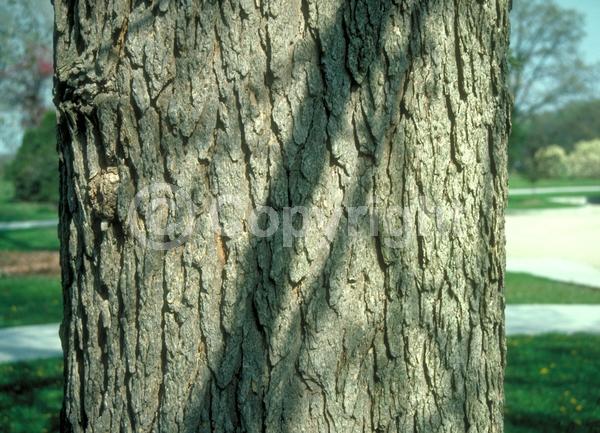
[0,323,62,363]
[506,305,600,335]
[506,206,600,288]
[2,306,600,362]
[0,219,58,231]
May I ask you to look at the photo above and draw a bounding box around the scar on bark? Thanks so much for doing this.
[215,232,227,266]
[116,16,129,59]
[89,167,120,221]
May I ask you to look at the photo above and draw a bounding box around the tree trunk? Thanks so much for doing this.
[55,1,510,432]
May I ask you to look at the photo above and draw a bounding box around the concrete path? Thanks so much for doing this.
[505,206,600,288]
[2,307,600,362]
[0,219,58,231]
[509,185,600,196]
[0,323,62,363]
[506,305,600,335]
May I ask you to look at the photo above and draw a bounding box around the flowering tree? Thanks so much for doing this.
[569,140,600,178]
[533,145,569,180]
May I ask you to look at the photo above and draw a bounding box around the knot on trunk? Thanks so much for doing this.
[89,167,120,220]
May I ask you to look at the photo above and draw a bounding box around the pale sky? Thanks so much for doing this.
[555,0,600,63]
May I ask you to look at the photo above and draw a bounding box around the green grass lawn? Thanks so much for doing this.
[507,172,600,212]
[0,180,57,222]
[506,273,600,304]
[508,194,575,211]
[0,180,59,251]
[0,276,61,328]
[1,334,598,433]
[509,174,600,189]
[0,358,62,433]
[0,228,59,251]
[505,334,600,433]
[507,190,600,211]
[0,202,57,223]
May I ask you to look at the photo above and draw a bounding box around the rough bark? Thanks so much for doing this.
[55,1,511,432]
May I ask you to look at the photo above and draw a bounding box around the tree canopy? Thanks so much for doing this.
[509,0,594,118]
[508,0,599,172]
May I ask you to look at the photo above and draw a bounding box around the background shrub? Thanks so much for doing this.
[533,145,569,179]
[5,111,58,203]
[568,139,600,179]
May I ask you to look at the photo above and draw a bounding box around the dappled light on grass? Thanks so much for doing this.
[0,358,62,433]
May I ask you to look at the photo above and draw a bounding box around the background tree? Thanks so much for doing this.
[0,0,53,154]
[6,110,58,203]
[525,98,600,153]
[568,139,600,179]
[509,0,593,118]
[508,0,597,172]
[532,145,569,181]
[55,1,511,432]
